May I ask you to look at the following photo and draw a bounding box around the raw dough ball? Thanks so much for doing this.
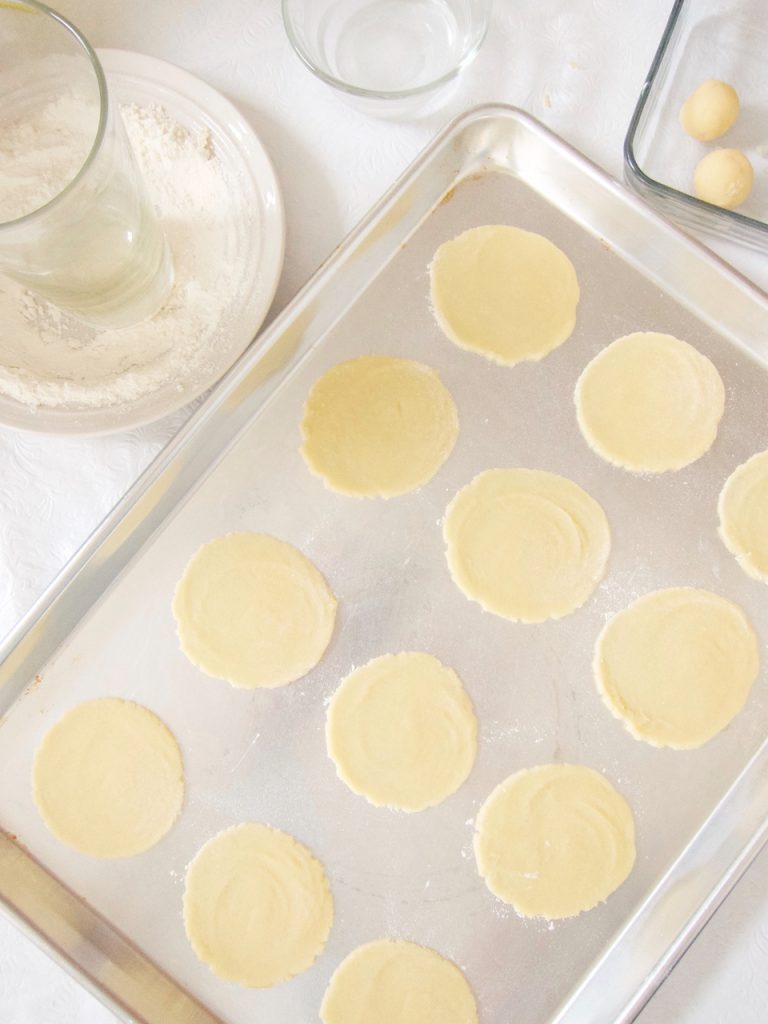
[429,224,580,366]
[474,764,635,919]
[680,79,740,141]
[719,448,768,582]
[326,652,477,812]
[173,532,336,689]
[444,468,610,623]
[575,332,725,473]
[320,939,478,1024]
[300,356,458,498]
[693,148,753,210]
[183,823,333,987]
[595,587,759,749]
[32,699,184,859]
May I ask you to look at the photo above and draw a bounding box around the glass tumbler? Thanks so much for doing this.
[282,0,492,108]
[0,1,173,329]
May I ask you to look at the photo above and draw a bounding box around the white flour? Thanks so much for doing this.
[0,102,246,411]
[0,93,94,222]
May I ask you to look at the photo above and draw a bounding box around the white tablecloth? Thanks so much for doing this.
[2,1,767,1021]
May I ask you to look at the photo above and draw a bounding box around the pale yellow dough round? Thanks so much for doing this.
[694,148,753,210]
[183,823,333,987]
[719,449,768,582]
[474,764,635,920]
[429,224,580,366]
[326,652,477,812]
[320,939,478,1024]
[575,332,725,473]
[300,356,458,498]
[33,699,184,859]
[595,587,759,749]
[444,468,610,623]
[680,79,740,141]
[173,532,337,689]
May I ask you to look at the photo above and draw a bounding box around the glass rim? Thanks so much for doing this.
[280,0,489,100]
[0,0,109,230]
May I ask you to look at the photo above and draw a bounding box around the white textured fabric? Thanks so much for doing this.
[1,1,766,1022]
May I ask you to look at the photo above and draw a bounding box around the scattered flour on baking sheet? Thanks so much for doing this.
[0,102,247,410]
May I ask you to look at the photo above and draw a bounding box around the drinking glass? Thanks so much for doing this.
[0,1,173,328]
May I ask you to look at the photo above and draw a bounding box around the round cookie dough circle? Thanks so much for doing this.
[680,79,740,140]
[694,148,753,210]
[300,356,458,498]
[595,587,759,749]
[326,652,477,812]
[474,764,635,920]
[575,332,725,473]
[320,939,478,1024]
[719,448,768,582]
[33,699,184,859]
[444,468,610,623]
[429,224,580,366]
[173,532,337,689]
[183,823,333,987]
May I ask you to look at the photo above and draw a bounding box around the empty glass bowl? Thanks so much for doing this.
[282,0,491,112]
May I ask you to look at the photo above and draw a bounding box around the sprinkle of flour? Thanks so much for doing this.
[0,102,247,411]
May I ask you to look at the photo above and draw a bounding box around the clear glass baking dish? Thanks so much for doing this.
[624,0,768,250]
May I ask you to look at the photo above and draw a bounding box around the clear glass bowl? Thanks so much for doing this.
[281,0,491,111]
[624,0,768,250]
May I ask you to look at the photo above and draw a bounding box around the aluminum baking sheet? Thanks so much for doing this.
[1,106,767,1024]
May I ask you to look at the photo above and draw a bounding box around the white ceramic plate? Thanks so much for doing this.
[0,49,285,436]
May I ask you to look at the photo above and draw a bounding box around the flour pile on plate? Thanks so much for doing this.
[0,102,247,410]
